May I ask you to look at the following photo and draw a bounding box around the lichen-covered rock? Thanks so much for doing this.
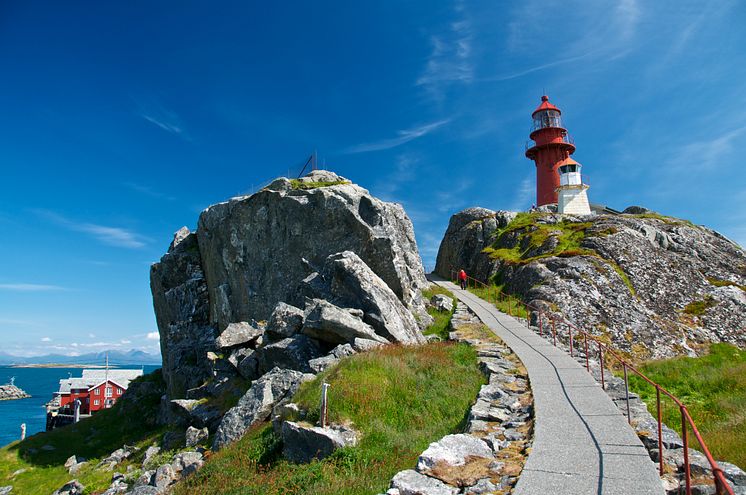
[185,426,208,447]
[266,302,304,339]
[214,321,263,350]
[196,170,428,330]
[436,208,746,358]
[213,367,313,450]
[254,335,325,374]
[416,434,493,473]
[281,421,358,463]
[390,470,458,495]
[302,299,388,345]
[315,251,426,343]
[429,294,453,313]
[52,480,85,495]
[150,229,217,398]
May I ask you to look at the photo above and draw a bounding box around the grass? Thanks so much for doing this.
[0,371,166,495]
[421,286,457,340]
[683,295,718,316]
[289,179,350,190]
[466,284,528,319]
[482,213,637,297]
[707,277,746,292]
[175,342,485,495]
[627,343,746,468]
[628,212,696,227]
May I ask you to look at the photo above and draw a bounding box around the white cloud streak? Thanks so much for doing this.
[342,120,450,154]
[35,210,148,249]
[123,182,175,201]
[146,331,160,340]
[0,283,68,292]
[510,175,534,212]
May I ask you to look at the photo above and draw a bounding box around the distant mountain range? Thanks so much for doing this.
[0,349,162,366]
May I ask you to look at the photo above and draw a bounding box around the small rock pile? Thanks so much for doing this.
[0,384,30,401]
[526,319,746,495]
[384,302,534,495]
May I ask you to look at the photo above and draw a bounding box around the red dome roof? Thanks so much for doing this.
[532,95,561,116]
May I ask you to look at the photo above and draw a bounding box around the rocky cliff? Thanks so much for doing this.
[150,170,431,448]
[436,207,746,358]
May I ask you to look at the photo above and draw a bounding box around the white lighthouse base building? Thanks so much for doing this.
[558,186,591,215]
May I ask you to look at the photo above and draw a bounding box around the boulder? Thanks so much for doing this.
[430,294,453,313]
[52,480,85,495]
[390,470,458,495]
[319,251,425,343]
[237,352,260,380]
[416,434,493,473]
[213,368,313,450]
[351,338,385,352]
[254,335,324,374]
[266,302,305,339]
[128,486,160,495]
[185,426,209,447]
[150,230,217,398]
[172,451,204,476]
[308,344,357,373]
[281,421,358,463]
[302,299,388,345]
[169,399,222,430]
[195,170,428,331]
[153,463,177,491]
[142,446,161,468]
[215,321,264,349]
[0,487,11,495]
[161,430,185,450]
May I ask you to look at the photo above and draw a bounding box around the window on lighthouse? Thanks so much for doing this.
[533,110,561,130]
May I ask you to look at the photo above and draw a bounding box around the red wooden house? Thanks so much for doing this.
[53,369,143,415]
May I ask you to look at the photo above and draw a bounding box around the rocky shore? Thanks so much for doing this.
[0,384,30,401]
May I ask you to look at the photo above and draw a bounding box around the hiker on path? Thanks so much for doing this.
[459,269,467,290]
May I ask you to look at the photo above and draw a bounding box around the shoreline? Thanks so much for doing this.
[7,364,113,369]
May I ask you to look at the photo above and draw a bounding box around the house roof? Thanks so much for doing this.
[56,369,144,395]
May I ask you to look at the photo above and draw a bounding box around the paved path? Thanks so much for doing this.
[432,278,664,495]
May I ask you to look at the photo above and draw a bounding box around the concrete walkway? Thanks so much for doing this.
[432,278,664,495]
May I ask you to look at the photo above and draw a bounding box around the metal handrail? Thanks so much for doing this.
[449,269,735,495]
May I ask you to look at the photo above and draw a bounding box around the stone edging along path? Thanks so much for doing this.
[383,301,534,495]
[435,279,665,495]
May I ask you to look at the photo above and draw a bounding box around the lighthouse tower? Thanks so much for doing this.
[556,157,591,215]
[525,95,576,206]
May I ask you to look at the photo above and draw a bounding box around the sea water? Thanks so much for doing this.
[0,365,160,447]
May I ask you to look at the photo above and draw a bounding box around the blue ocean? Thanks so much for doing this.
[0,365,160,447]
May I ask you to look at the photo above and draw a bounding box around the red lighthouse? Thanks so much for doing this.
[525,95,576,206]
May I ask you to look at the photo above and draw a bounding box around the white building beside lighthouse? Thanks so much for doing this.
[556,157,591,215]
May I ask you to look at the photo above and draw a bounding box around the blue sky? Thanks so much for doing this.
[1,1,744,357]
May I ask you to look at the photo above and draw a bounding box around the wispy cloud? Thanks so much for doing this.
[134,97,190,140]
[342,119,450,154]
[510,175,534,212]
[372,153,420,200]
[670,124,746,171]
[123,182,175,201]
[146,331,159,340]
[417,1,473,102]
[482,49,605,82]
[0,283,68,292]
[35,210,148,249]
[41,337,51,342]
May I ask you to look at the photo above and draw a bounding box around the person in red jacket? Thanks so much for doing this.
[458,269,467,290]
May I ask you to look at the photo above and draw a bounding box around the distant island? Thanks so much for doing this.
[0,383,30,400]
[0,349,161,367]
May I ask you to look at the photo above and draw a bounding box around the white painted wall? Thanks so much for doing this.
[558,187,591,215]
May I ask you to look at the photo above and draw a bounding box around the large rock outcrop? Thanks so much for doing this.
[436,208,746,358]
[150,230,216,397]
[151,170,430,407]
[196,170,428,330]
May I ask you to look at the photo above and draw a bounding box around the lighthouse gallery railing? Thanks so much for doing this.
[449,269,735,495]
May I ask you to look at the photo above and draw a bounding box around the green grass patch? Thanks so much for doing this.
[421,286,457,340]
[466,285,528,319]
[0,371,166,494]
[627,212,695,227]
[683,295,718,316]
[175,342,485,495]
[483,214,637,297]
[289,179,351,190]
[627,343,746,468]
[707,277,746,292]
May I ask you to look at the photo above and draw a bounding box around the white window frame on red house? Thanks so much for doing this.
[105,386,113,398]
[94,399,100,406]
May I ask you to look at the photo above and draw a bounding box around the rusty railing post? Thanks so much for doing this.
[682,406,691,495]
[623,363,631,424]
[552,318,557,346]
[584,333,590,371]
[598,342,605,390]
[656,386,664,475]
